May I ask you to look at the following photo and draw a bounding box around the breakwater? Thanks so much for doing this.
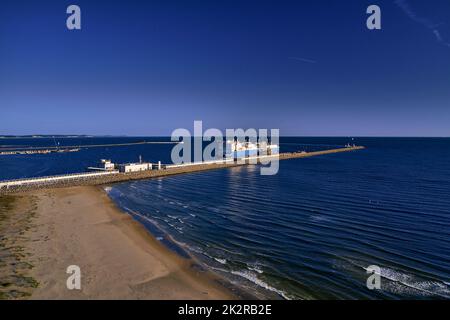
[0,146,364,195]
[0,148,80,155]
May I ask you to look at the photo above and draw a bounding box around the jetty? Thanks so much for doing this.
[0,140,179,154]
[0,148,80,155]
[0,146,364,194]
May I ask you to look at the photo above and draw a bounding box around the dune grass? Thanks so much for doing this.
[0,195,39,299]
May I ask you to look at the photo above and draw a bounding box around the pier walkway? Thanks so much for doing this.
[0,146,364,194]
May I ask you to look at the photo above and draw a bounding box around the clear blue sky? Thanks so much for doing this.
[1,0,449,136]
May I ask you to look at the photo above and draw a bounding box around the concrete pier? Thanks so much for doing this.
[0,146,364,195]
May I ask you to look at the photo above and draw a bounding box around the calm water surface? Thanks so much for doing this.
[1,137,449,299]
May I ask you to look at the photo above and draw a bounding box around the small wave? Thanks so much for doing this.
[337,259,450,298]
[175,227,184,233]
[214,258,227,265]
[123,206,138,215]
[248,265,264,274]
[334,257,450,299]
[367,266,450,298]
[167,222,184,234]
[231,270,291,300]
[184,245,204,255]
[196,250,226,264]
[309,215,331,222]
[104,186,112,193]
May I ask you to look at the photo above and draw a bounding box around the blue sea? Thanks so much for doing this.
[1,137,450,299]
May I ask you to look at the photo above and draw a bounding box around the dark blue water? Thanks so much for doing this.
[0,137,175,180]
[1,137,450,299]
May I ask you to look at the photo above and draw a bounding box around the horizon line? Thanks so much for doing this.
[1,135,449,139]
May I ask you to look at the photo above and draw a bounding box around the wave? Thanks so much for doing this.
[247,265,264,274]
[230,270,292,300]
[365,266,450,298]
[214,258,227,265]
[191,249,227,266]
[336,258,450,298]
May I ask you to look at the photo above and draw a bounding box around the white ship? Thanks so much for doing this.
[226,140,279,159]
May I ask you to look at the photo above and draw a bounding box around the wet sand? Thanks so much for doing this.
[0,186,237,299]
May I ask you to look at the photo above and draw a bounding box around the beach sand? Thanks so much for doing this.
[0,186,237,299]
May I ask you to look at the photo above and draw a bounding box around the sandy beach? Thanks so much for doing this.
[0,186,237,299]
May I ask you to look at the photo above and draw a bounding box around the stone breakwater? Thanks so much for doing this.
[0,147,364,195]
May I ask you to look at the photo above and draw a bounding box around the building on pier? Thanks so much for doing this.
[118,162,152,173]
[226,140,279,160]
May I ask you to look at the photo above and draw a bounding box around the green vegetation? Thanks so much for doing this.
[0,196,15,224]
[0,196,39,299]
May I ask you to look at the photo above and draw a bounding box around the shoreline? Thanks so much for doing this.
[0,186,243,299]
[106,187,285,300]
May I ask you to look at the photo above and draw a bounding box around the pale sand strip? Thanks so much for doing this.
[23,186,236,299]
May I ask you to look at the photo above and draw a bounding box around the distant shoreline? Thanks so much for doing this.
[1,136,449,139]
[0,140,179,152]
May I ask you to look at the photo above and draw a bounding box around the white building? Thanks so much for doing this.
[87,159,116,171]
[118,162,152,173]
[101,159,116,171]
